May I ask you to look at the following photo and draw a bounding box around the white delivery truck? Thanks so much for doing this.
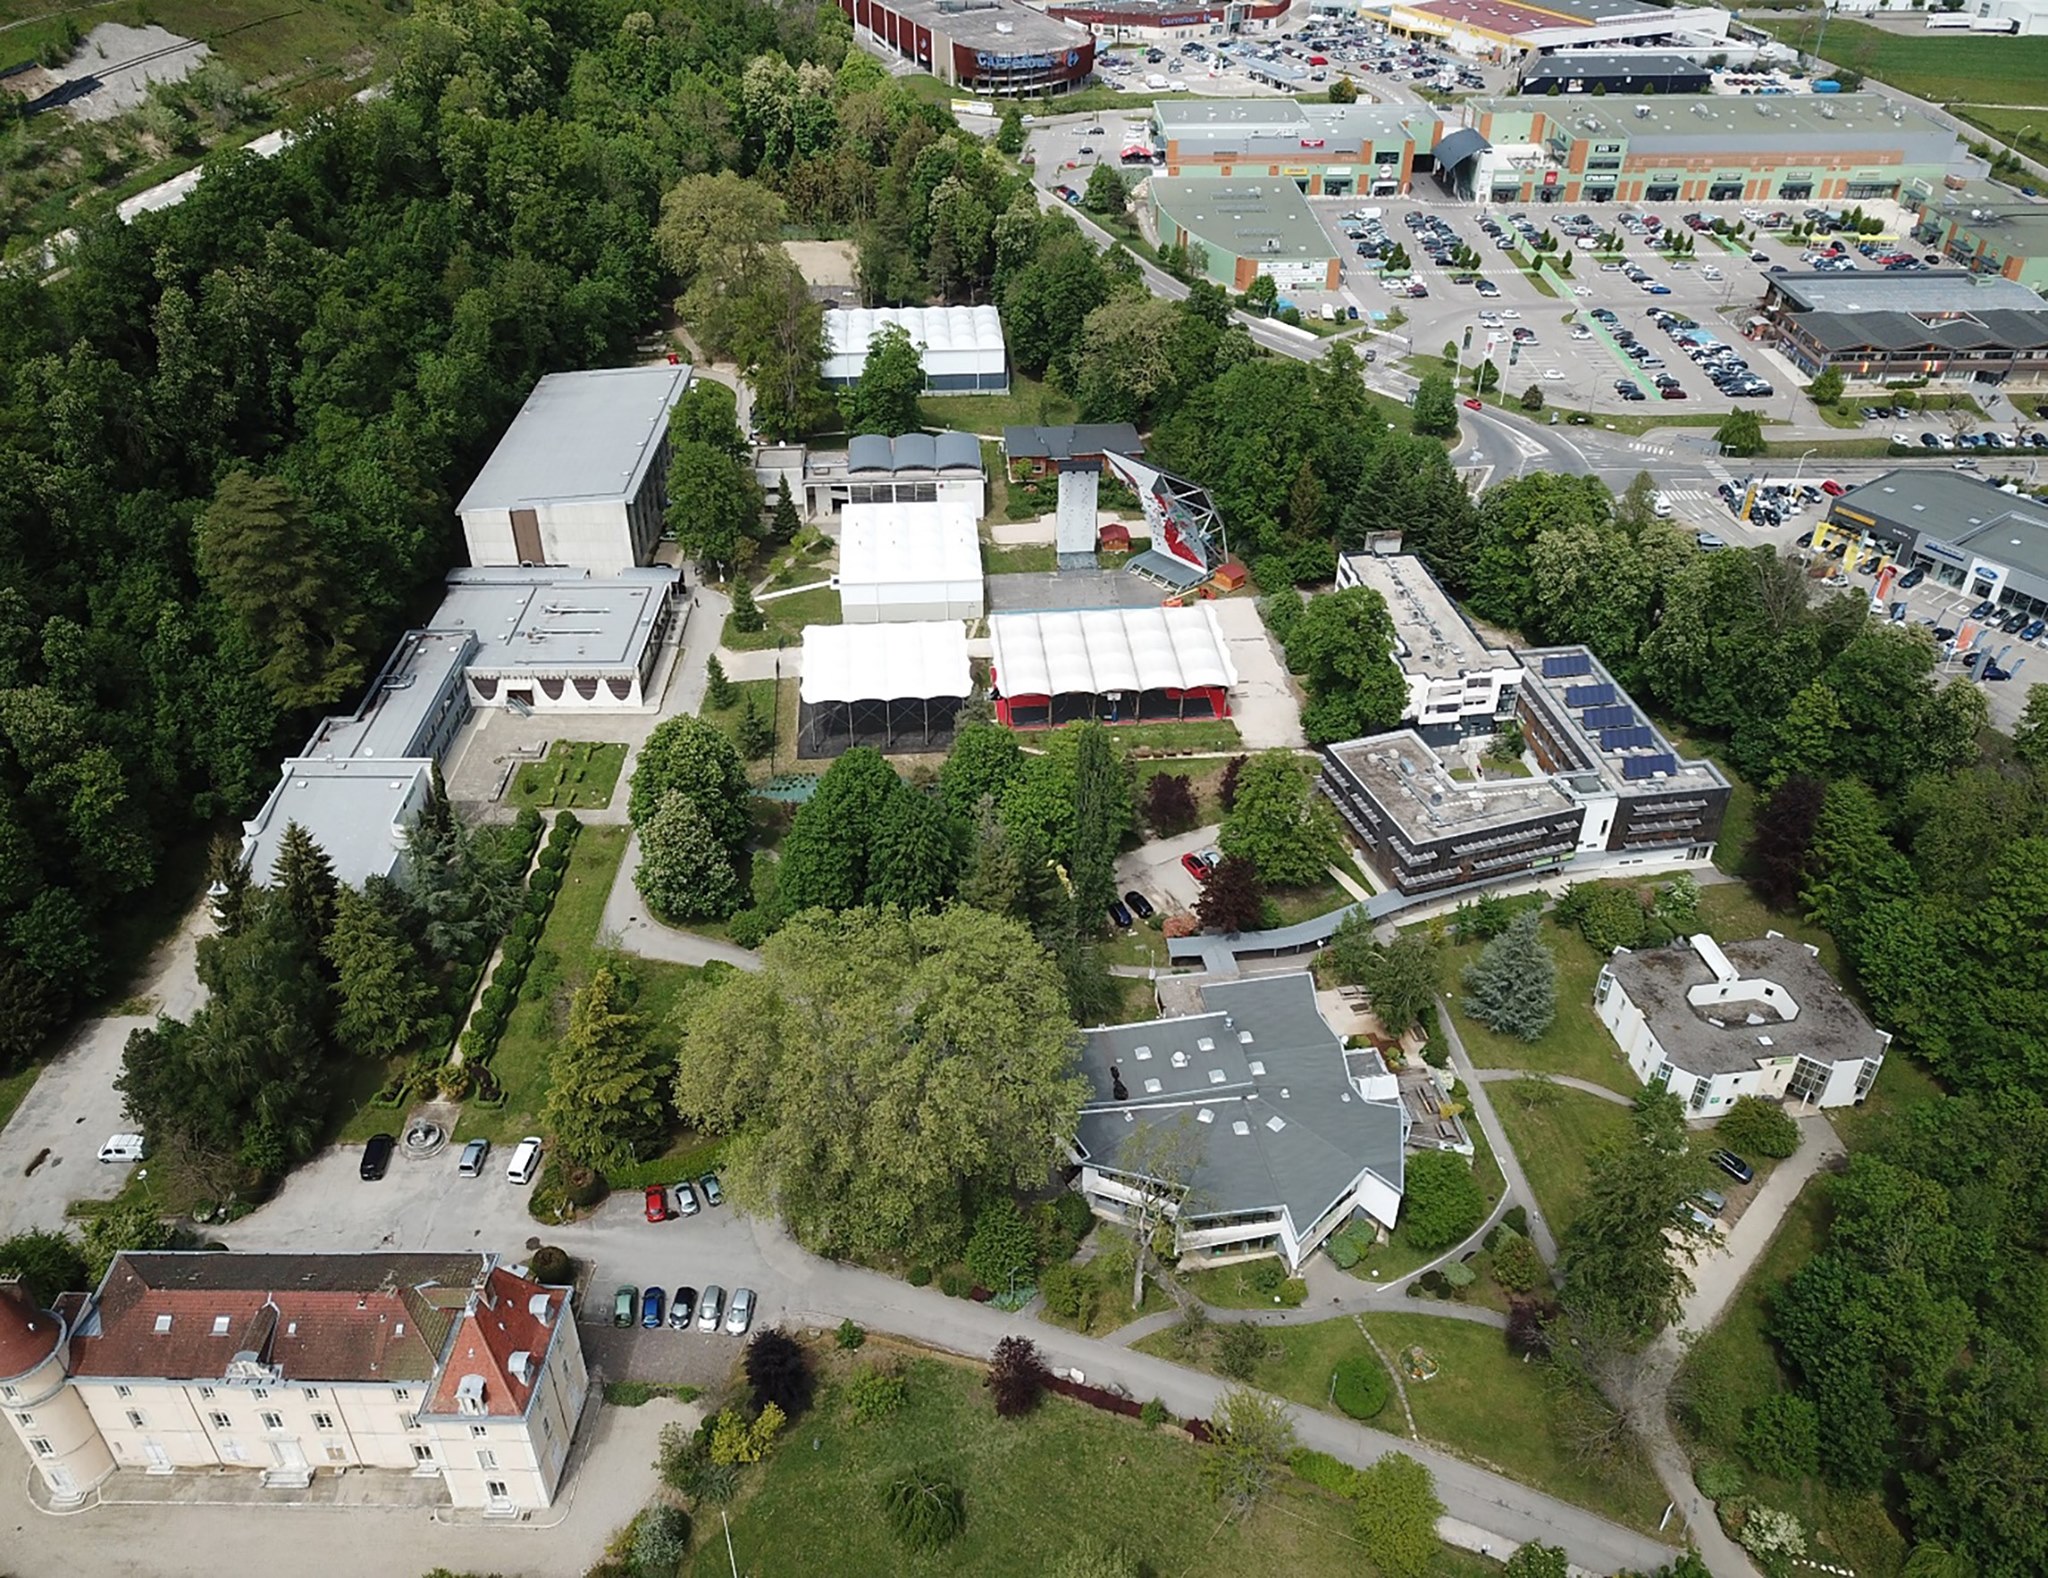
[1147,72,1169,89]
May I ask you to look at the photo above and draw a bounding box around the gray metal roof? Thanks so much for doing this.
[1475,90,1955,152]
[1832,470,2048,579]
[299,629,475,761]
[1768,269,2045,317]
[1003,423,1143,462]
[456,364,691,515]
[1605,936,1886,1077]
[1432,127,1490,169]
[243,758,427,888]
[435,567,680,672]
[1520,51,1707,85]
[1074,974,1406,1232]
[846,430,982,474]
[1151,178,1337,267]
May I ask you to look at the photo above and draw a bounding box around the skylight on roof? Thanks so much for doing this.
[1248,1060,1266,1076]
[1197,1108,1215,1124]
[213,1316,231,1336]
[1266,1115,1287,1133]
[1232,1121,1251,1136]
[1144,1078,1162,1094]
[154,1314,173,1333]
[1208,1069,1227,1085]
[1238,1030,1254,1045]
[1134,1045,1152,1060]
[1196,1036,1216,1053]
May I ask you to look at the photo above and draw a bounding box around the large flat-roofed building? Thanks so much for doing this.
[1047,0,1287,41]
[989,605,1237,728]
[1453,93,1960,206]
[437,567,683,711]
[240,758,436,889]
[801,430,987,518]
[1335,553,1524,740]
[1598,933,1890,1112]
[839,0,1096,96]
[822,306,1008,394]
[1387,0,1730,62]
[1518,50,1710,95]
[1320,643,1728,896]
[1907,178,2048,291]
[1759,268,2048,389]
[1148,99,1444,197]
[1150,176,1340,292]
[1070,973,1408,1273]
[0,1252,588,1514]
[1818,470,2048,617]
[457,365,691,575]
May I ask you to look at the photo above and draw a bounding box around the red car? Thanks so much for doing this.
[1180,851,1213,882]
[644,1186,669,1223]
[1462,397,1483,410]
[1820,479,1846,497]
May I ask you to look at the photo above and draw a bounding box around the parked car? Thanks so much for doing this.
[1108,898,1134,928]
[641,1287,665,1329]
[613,1285,637,1327]
[457,1137,491,1177]
[1695,1187,1727,1215]
[674,1179,702,1216]
[700,1172,725,1208]
[669,1288,698,1330]
[1124,889,1156,921]
[98,1133,147,1164]
[1898,566,1926,589]
[361,1133,395,1181]
[1819,479,1846,496]
[1180,851,1213,882]
[507,1135,544,1185]
[1710,1149,1755,1184]
[696,1285,726,1333]
[644,1185,670,1223]
[726,1287,757,1336]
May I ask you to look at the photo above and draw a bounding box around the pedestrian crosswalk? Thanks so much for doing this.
[1659,488,1716,504]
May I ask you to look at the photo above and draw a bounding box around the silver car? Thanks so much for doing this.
[725,1287,756,1337]
[696,1284,725,1333]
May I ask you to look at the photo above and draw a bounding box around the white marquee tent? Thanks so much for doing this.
[989,605,1239,728]
[798,621,973,757]
[833,501,985,624]
[822,306,1009,393]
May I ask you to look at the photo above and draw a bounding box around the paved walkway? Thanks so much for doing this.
[1471,1069,1636,1107]
[1439,1003,1563,1273]
[597,830,763,972]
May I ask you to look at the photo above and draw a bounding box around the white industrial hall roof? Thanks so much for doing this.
[990,605,1239,698]
[800,622,973,704]
[823,306,1006,382]
[836,501,983,586]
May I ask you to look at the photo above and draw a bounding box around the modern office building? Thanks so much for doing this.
[1320,644,1728,897]
[1070,973,1409,1273]
[1448,93,1961,205]
[1385,0,1731,62]
[839,0,1096,94]
[1335,553,1525,741]
[822,305,1009,394]
[1758,269,2048,389]
[1150,176,1340,291]
[1818,470,2048,617]
[457,365,691,576]
[1598,933,1890,1112]
[1148,99,1444,196]
[1907,177,2048,290]
[0,1252,587,1514]
[1518,50,1710,95]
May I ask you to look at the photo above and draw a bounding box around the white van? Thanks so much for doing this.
[1320,302,1338,322]
[98,1133,147,1164]
[1146,72,1168,89]
[506,1135,544,1185]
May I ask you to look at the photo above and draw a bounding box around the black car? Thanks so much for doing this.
[1124,890,1156,921]
[668,1286,698,1330]
[1898,566,1926,589]
[361,1132,395,1181]
[1108,899,1134,928]
[1711,1149,1754,1185]
[1933,627,1956,642]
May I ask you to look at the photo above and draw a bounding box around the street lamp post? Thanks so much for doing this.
[1793,446,1817,485]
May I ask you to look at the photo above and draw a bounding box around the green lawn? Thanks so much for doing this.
[454,825,632,1147]
[1693,884,1843,986]
[1439,914,1637,1094]
[722,586,839,652]
[917,376,1077,436]
[1490,1082,1634,1231]
[0,1058,43,1136]
[1100,717,1244,753]
[688,1353,1497,1578]
[1951,104,2048,163]
[1181,1261,1307,1311]
[1266,879,1355,928]
[1140,1312,1665,1533]
[507,741,626,812]
[982,543,1056,574]
[1751,16,2048,104]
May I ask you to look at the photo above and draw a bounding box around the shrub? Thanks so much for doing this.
[1332,1355,1391,1420]
[843,1363,907,1424]
[1440,1260,1476,1291]
[727,907,771,948]
[1247,1258,1286,1294]
[938,1267,971,1298]
[631,1502,691,1574]
[1417,1269,1449,1298]
[1717,1096,1801,1161]
[1506,1298,1554,1358]
[1491,1233,1545,1294]
[1501,1204,1528,1237]
[965,1197,1036,1294]
[1400,1151,1488,1252]
[881,1466,965,1552]
[1169,1302,1211,1359]
[744,1328,812,1418]
[1740,1393,1820,1480]
[708,1403,785,1465]
[989,1335,1048,1418]
[1695,1458,1747,1500]
[1217,1321,1266,1380]
[906,1264,933,1287]
[1555,881,1648,952]
[1139,1397,1170,1428]
[527,1244,572,1284]
[1039,1262,1097,1326]
[1289,1447,1360,1496]
[835,1318,866,1351]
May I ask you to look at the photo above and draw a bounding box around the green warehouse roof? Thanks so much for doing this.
[1150,177,1336,267]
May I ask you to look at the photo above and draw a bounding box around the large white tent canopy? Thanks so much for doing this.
[799,621,972,704]
[823,306,1008,392]
[834,501,984,623]
[990,606,1239,698]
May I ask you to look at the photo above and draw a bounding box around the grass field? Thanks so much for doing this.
[1439,913,1637,1094]
[917,376,1077,436]
[508,741,625,812]
[1489,1081,1634,1231]
[0,1058,42,1135]
[687,1351,1499,1578]
[982,543,1056,574]
[1951,103,2048,162]
[722,586,838,652]
[1752,16,2048,106]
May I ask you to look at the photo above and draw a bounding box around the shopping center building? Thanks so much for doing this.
[1906,176,2048,291]
[1150,177,1340,291]
[1758,269,2048,390]
[1148,99,1445,197]
[838,0,1095,95]
[1385,0,1731,62]
[1446,93,1961,205]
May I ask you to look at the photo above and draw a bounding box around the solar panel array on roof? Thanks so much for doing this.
[1581,704,1636,731]
[1601,725,1657,751]
[1622,753,1678,780]
[1542,653,1592,679]
[1564,682,1615,707]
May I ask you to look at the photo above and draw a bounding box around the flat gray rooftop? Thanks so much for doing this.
[1607,935,1887,1077]
[436,567,679,671]
[1073,973,1405,1231]
[1475,90,1954,150]
[1916,182,2048,253]
[1834,471,2048,578]
[300,629,474,761]
[1341,554,1519,681]
[456,364,690,515]
[1329,729,1578,843]
[1152,98,1436,149]
[1151,178,1336,265]
[244,759,425,888]
[875,0,1086,51]
[1768,269,2044,317]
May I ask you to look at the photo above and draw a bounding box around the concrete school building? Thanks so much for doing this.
[1150,177,1340,292]
[1597,933,1890,1112]
[0,1252,588,1514]
[1449,92,1961,206]
[1386,0,1732,63]
[1148,99,1445,198]
[1908,177,2048,291]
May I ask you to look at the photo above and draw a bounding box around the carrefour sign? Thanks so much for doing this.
[976,49,1082,68]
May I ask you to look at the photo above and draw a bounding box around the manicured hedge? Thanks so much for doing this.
[447,811,581,1077]
[1332,1356,1390,1421]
